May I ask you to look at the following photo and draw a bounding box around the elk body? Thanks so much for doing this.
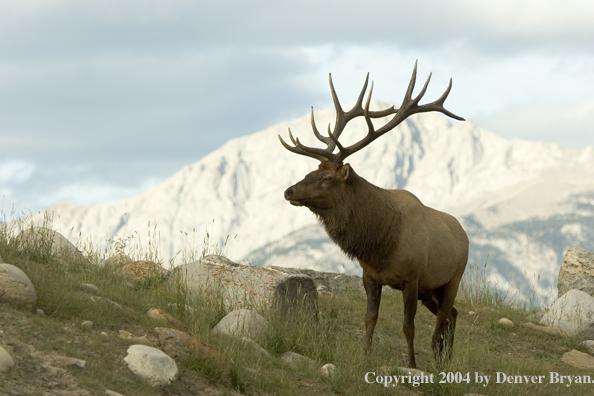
[279,62,469,368]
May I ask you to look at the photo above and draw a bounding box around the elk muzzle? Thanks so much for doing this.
[284,186,303,206]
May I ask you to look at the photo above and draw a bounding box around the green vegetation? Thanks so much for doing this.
[1,213,593,396]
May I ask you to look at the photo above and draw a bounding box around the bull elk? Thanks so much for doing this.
[278,61,469,368]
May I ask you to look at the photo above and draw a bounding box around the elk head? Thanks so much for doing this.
[279,61,464,204]
[284,161,352,213]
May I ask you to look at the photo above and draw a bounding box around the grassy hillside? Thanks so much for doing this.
[1,214,592,396]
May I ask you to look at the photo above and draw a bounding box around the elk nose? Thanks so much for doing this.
[284,187,293,200]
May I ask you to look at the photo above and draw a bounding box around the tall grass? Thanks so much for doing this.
[1,211,592,396]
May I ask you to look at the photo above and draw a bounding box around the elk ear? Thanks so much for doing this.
[338,163,350,181]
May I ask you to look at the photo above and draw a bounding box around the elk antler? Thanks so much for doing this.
[278,61,465,164]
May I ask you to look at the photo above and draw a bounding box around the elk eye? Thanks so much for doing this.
[323,176,333,183]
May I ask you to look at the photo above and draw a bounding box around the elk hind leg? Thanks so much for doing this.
[363,272,382,353]
[431,281,460,366]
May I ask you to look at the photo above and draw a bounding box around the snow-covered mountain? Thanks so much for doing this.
[42,101,594,305]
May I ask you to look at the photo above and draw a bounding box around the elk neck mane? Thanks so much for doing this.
[315,168,401,265]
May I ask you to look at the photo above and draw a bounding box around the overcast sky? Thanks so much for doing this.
[1,0,593,216]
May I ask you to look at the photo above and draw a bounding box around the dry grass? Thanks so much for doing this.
[1,212,592,395]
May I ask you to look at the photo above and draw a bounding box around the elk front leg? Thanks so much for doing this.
[402,281,419,368]
[363,272,382,353]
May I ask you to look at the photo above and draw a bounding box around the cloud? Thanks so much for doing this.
[1,0,593,57]
[38,183,142,207]
[478,99,594,149]
[0,46,312,164]
[0,160,35,184]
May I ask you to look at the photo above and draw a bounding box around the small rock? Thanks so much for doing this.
[124,345,178,387]
[468,311,476,315]
[155,327,222,361]
[560,349,594,369]
[147,307,187,331]
[498,318,514,327]
[119,330,134,339]
[212,309,271,340]
[54,356,87,368]
[0,263,37,308]
[81,320,93,330]
[89,295,122,309]
[397,367,428,378]
[106,390,127,396]
[280,351,316,370]
[378,366,430,377]
[132,336,153,347]
[582,340,594,354]
[79,283,99,293]
[0,346,15,372]
[36,309,45,316]
[318,363,336,379]
[524,322,566,337]
[118,330,153,346]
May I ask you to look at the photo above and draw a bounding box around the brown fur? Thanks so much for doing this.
[284,160,469,368]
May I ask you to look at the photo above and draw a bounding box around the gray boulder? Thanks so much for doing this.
[240,337,272,358]
[0,264,37,308]
[280,351,316,370]
[16,227,83,260]
[212,309,271,340]
[560,349,594,369]
[541,289,594,336]
[169,255,318,315]
[558,246,594,298]
[269,266,364,295]
[123,345,178,387]
[0,346,15,372]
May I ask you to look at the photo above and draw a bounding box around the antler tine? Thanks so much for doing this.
[396,74,464,121]
[412,72,432,106]
[278,132,331,162]
[360,81,377,144]
[310,107,328,144]
[328,73,344,116]
[328,73,371,141]
[424,78,466,121]
[403,60,418,104]
[353,73,370,110]
[399,60,432,110]
[333,81,377,164]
